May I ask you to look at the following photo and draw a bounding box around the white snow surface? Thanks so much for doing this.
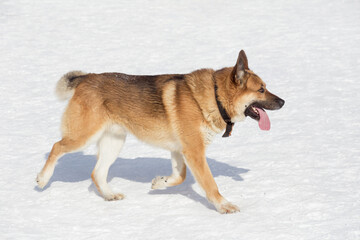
[1,0,360,239]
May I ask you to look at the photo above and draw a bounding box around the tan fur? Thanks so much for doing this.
[37,50,284,214]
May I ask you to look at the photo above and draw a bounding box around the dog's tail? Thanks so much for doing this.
[55,71,87,100]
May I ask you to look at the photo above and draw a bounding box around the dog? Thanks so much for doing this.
[36,50,284,214]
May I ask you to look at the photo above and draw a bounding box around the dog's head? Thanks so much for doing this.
[223,50,285,130]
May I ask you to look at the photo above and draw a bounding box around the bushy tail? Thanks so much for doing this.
[55,71,87,100]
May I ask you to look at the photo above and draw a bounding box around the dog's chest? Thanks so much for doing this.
[201,125,220,145]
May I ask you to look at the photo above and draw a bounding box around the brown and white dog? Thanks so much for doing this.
[37,50,284,214]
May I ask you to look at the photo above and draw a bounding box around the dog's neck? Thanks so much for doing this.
[214,77,234,137]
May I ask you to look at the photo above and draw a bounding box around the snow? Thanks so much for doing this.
[1,0,360,239]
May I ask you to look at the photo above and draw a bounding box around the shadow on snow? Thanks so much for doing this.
[35,152,249,210]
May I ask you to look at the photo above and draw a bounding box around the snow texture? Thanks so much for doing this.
[1,0,360,239]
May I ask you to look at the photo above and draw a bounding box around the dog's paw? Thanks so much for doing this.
[151,176,168,190]
[216,202,240,214]
[104,193,125,201]
[36,173,48,189]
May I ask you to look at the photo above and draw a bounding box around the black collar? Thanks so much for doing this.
[214,82,234,137]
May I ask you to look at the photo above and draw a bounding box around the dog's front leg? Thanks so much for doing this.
[151,151,187,189]
[182,140,240,214]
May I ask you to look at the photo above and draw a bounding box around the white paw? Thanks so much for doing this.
[36,173,49,189]
[151,176,168,189]
[215,201,240,214]
[104,193,125,201]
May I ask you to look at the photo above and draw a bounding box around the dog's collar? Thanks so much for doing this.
[214,82,234,137]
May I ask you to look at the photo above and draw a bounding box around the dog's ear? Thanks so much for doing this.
[232,50,249,86]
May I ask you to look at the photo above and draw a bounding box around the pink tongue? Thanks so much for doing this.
[255,107,271,131]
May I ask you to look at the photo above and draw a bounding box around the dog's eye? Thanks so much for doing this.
[258,87,265,93]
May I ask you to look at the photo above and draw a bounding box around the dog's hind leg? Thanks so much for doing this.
[91,125,126,201]
[36,136,99,188]
[151,151,187,189]
[36,97,106,189]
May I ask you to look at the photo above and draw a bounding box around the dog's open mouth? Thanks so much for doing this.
[244,103,271,131]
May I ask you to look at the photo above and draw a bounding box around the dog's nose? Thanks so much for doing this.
[276,98,285,108]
